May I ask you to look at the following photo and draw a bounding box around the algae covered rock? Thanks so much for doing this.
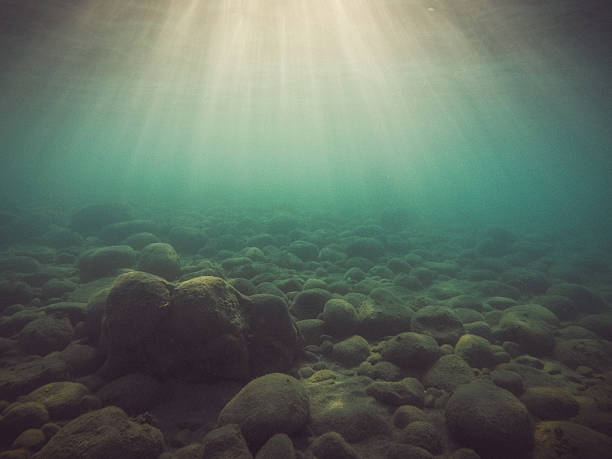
[19,381,90,420]
[381,332,439,369]
[32,406,164,459]
[423,354,474,391]
[332,335,370,367]
[533,421,612,459]
[138,242,181,281]
[218,373,309,449]
[411,306,465,345]
[77,245,137,281]
[18,315,73,356]
[445,380,532,459]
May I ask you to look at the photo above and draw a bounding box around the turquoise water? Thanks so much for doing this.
[1,0,611,229]
[1,2,612,458]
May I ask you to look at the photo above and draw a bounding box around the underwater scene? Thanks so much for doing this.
[1,0,612,458]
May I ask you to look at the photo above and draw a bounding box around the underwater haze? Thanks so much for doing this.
[1,0,611,227]
[2,1,612,459]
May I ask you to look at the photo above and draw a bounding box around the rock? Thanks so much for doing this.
[454,334,496,368]
[296,319,325,345]
[392,405,427,428]
[41,279,76,299]
[123,232,160,250]
[546,283,608,314]
[98,220,158,243]
[255,433,295,459]
[578,313,612,340]
[11,428,46,450]
[501,268,549,295]
[243,294,300,377]
[0,308,43,337]
[40,302,87,326]
[322,299,358,337]
[18,315,73,356]
[138,242,181,281]
[422,354,474,391]
[0,255,41,274]
[290,288,333,320]
[445,380,532,459]
[0,281,34,311]
[77,245,137,282]
[311,432,360,459]
[398,421,443,454]
[475,281,521,300]
[0,355,69,400]
[555,339,612,372]
[71,204,132,235]
[520,387,579,420]
[498,304,559,356]
[218,373,309,449]
[355,297,414,338]
[201,424,253,459]
[346,238,385,260]
[366,377,424,407]
[99,271,173,378]
[168,226,207,253]
[19,381,90,419]
[55,343,103,376]
[96,373,162,415]
[381,332,439,369]
[532,295,578,320]
[32,406,164,459]
[360,361,402,381]
[287,240,319,261]
[533,421,612,459]
[168,276,250,380]
[411,306,465,345]
[332,335,370,367]
[0,402,49,442]
[81,288,110,344]
[490,369,524,396]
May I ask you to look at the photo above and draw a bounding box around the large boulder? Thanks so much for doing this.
[77,245,137,282]
[218,373,309,449]
[168,276,250,380]
[32,406,164,459]
[445,380,532,459]
[99,272,173,378]
[100,272,300,382]
[243,294,301,377]
[138,242,181,281]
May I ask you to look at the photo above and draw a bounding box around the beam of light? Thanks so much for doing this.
[1,0,607,207]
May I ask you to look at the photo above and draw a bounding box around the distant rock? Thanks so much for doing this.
[77,245,137,282]
[138,242,181,281]
[71,203,132,235]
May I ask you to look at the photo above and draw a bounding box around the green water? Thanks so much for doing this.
[1,0,611,228]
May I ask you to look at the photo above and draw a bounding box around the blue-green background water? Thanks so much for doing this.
[1,0,611,230]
